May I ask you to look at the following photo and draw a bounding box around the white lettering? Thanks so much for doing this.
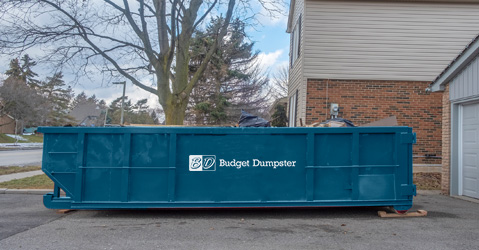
[219,159,250,169]
[250,159,297,169]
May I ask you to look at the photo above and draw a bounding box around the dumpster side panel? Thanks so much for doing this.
[175,134,307,202]
[129,134,170,201]
[40,127,416,210]
[313,134,353,200]
[42,133,79,197]
[358,133,397,200]
[82,134,124,202]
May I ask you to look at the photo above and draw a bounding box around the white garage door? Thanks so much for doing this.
[462,103,479,199]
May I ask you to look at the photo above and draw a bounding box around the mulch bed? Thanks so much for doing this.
[414,172,441,190]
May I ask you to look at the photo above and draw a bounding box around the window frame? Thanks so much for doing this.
[290,14,302,67]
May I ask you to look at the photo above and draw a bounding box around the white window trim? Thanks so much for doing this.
[289,90,298,127]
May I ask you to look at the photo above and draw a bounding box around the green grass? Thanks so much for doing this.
[0,133,43,143]
[0,166,42,176]
[0,134,16,143]
[21,134,44,143]
[0,174,53,189]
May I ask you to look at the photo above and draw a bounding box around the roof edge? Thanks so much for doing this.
[430,34,479,92]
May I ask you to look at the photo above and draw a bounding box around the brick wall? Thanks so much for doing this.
[0,115,16,134]
[441,84,450,195]
[306,79,442,165]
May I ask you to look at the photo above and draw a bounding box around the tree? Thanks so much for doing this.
[187,18,270,125]
[4,55,40,88]
[39,72,75,126]
[270,65,289,99]
[271,103,287,127]
[0,1,284,125]
[4,59,22,80]
[0,78,49,128]
[134,99,149,113]
[72,92,102,108]
[1,55,49,128]
[106,97,156,125]
[20,55,40,88]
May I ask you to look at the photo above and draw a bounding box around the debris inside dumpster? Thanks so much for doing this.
[308,118,355,127]
[238,110,271,127]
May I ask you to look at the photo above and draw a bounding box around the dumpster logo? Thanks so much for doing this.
[189,155,216,171]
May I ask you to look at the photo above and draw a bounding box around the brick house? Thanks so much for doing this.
[430,34,479,199]
[0,113,16,134]
[287,0,479,169]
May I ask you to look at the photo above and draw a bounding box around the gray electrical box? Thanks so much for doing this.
[330,103,339,117]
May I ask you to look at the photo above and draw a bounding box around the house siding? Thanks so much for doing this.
[304,0,479,81]
[450,54,479,102]
[288,0,306,126]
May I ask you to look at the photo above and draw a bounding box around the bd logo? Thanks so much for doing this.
[189,155,216,171]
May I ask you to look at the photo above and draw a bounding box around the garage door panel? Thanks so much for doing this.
[463,177,478,197]
[463,104,478,119]
[463,153,477,165]
[462,102,479,199]
[463,130,477,144]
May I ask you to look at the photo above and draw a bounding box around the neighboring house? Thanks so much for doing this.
[0,114,16,134]
[287,0,479,168]
[430,34,479,199]
[69,103,103,127]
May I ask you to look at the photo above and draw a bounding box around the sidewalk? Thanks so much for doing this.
[0,170,44,183]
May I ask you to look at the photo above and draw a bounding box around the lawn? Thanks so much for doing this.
[0,133,43,143]
[0,174,53,189]
[0,166,42,176]
[21,134,44,143]
[0,134,16,143]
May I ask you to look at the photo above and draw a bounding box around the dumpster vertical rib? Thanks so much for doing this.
[41,134,50,176]
[168,133,177,202]
[394,132,400,199]
[74,133,86,202]
[121,133,131,202]
[42,134,60,197]
[53,184,61,197]
[351,132,360,200]
[306,133,315,201]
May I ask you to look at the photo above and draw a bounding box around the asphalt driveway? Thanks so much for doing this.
[0,192,478,250]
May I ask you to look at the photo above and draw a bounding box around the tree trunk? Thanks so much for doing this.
[163,97,189,125]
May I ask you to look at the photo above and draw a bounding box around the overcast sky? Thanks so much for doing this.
[0,2,290,110]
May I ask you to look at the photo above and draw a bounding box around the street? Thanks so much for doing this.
[0,192,478,250]
[0,149,43,166]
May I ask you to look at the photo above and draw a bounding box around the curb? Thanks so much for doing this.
[0,188,53,195]
[451,195,479,204]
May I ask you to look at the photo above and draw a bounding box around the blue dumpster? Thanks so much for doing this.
[39,126,416,211]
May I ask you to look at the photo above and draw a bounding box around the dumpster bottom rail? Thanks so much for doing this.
[44,193,413,211]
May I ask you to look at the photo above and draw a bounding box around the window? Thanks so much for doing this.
[288,90,298,127]
[290,14,302,67]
